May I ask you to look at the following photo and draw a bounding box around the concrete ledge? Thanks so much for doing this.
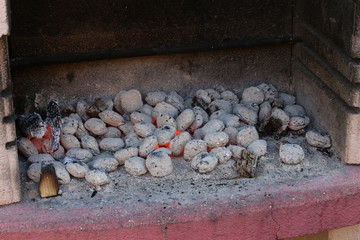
[294,20,360,84]
[294,43,360,108]
[293,59,360,164]
[0,0,9,36]
[0,36,20,206]
[1,165,360,239]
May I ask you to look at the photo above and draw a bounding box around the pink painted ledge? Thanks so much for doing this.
[1,165,360,240]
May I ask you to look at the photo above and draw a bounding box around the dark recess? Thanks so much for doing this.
[9,0,294,66]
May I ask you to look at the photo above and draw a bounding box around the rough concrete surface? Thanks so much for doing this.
[20,132,342,208]
[12,45,293,114]
[0,0,9,36]
[0,130,352,239]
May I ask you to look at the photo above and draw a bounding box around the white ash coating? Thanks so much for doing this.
[113,90,126,114]
[258,101,272,123]
[165,91,185,112]
[191,152,218,173]
[27,162,42,183]
[140,104,154,116]
[60,134,81,150]
[209,99,232,114]
[205,88,221,100]
[103,97,114,111]
[114,147,139,165]
[195,89,212,105]
[98,110,125,127]
[124,132,142,148]
[156,113,177,128]
[119,89,143,113]
[130,112,152,124]
[228,145,246,159]
[201,119,225,136]
[85,170,110,187]
[236,125,259,147]
[61,117,79,135]
[188,113,204,132]
[69,113,83,123]
[183,140,207,161]
[152,101,179,119]
[18,137,38,158]
[170,131,192,156]
[204,131,229,148]
[219,114,241,128]
[88,153,119,172]
[271,108,290,133]
[176,109,195,131]
[154,125,176,145]
[28,154,55,163]
[224,127,238,145]
[124,156,147,176]
[210,147,232,164]
[305,131,331,148]
[193,129,203,139]
[100,127,122,138]
[257,83,278,101]
[193,106,209,123]
[99,138,125,151]
[279,92,296,105]
[221,90,239,104]
[247,139,267,156]
[153,147,172,155]
[53,162,71,185]
[210,110,227,120]
[145,91,167,106]
[76,99,90,121]
[73,118,90,139]
[84,118,108,136]
[81,135,100,155]
[241,86,265,105]
[62,156,74,165]
[139,136,158,158]
[119,121,135,135]
[50,145,65,160]
[65,147,93,162]
[66,162,89,178]
[288,116,310,131]
[134,122,156,138]
[284,104,306,117]
[146,151,173,177]
[233,104,258,125]
[279,144,305,165]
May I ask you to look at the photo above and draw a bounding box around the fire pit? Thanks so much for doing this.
[1,0,360,239]
[14,81,338,196]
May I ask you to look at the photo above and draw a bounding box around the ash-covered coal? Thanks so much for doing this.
[17,83,334,197]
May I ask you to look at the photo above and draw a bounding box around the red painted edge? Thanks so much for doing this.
[1,165,360,240]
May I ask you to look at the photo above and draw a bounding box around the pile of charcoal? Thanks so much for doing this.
[17,83,332,196]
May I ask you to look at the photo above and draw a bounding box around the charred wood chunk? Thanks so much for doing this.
[17,113,46,138]
[86,98,110,117]
[259,117,283,136]
[46,100,62,152]
[236,149,258,178]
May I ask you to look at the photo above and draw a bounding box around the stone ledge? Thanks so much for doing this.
[1,164,360,239]
[0,0,9,36]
